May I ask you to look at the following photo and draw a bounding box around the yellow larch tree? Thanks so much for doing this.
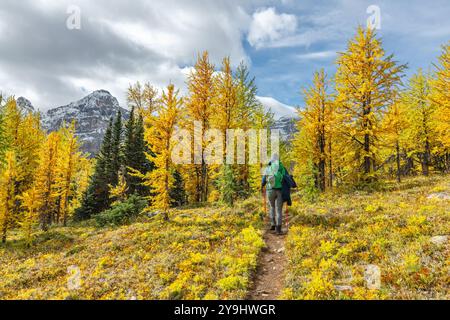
[381,98,409,182]
[35,132,61,231]
[429,42,450,170]
[55,122,82,226]
[0,151,18,243]
[335,26,406,184]
[184,51,215,203]
[17,186,41,246]
[144,84,182,220]
[403,69,436,176]
[293,69,334,191]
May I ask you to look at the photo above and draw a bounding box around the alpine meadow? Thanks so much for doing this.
[0,1,448,303]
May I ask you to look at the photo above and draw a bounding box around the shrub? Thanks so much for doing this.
[95,195,147,227]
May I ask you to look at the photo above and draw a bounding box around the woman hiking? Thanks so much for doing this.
[261,154,296,235]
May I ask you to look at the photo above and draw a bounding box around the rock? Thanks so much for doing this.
[276,247,285,253]
[335,285,353,292]
[364,264,381,290]
[430,235,448,246]
[427,192,450,200]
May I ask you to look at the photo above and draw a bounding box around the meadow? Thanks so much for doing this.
[0,175,448,300]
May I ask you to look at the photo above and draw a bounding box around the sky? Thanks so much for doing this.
[0,0,449,115]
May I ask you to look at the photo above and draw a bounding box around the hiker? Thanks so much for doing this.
[261,154,285,235]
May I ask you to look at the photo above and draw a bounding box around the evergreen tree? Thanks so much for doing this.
[169,169,187,207]
[75,119,113,220]
[234,62,260,197]
[109,110,123,186]
[124,108,153,196]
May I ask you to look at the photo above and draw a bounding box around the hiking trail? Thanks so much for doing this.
[247,230,287,300]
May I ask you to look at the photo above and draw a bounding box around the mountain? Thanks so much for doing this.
[256,96,297,120]
[42,90,128,155]
[16,96,35,114]
[272,116,298,142]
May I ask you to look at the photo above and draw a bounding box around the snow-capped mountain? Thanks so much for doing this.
[42,90,128,155]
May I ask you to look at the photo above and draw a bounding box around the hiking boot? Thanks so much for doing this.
[276,225,283,235]
[269,225,276,232]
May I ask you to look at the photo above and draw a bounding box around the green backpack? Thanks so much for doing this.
[267,161,285,189]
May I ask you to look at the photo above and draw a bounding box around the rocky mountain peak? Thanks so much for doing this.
[16,96,35,113]
[41,90,128,156]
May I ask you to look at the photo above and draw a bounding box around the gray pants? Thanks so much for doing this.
[267,189,283,227]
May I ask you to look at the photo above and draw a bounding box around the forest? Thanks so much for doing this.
[0,27,448,300]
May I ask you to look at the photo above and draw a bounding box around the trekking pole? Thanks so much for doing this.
[262,188,268,224]
[285,203,289,232]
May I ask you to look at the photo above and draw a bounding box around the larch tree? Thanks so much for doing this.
[335,26,406,183]
[430,42,450,171]
[144,84,182,220]
[35,132,61,231]
[18,186,41,246]
[294,69,334,192]
[55,122,81,226]
[0,151,17,243]
[185,51,215,203]
[381,99,409,182]
[403,69,435,176]
[212,57,239,205]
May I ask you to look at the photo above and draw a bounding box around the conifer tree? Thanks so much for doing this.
[403,69,435,176]
[382,99,409,182]
[55,122,81,225]
[124,107,153,196]
[185,51,215,203]
[35,132,61,231]
[294,69,334,191]
[234,62,260,197]
[169,170,187,207]
[335,26,406,183]
[0,151,17,243]
[144,84,182,220]
[76,119,113,220]
[430,42,450,171]
[109,110,123,186]
[18,186,41,246]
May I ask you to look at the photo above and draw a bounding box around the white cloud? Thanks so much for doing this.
[256,96,297,119]
[295,50,336,60]
[247,7,297,49]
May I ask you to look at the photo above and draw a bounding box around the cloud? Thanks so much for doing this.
[256,96,297,119]
[295,50,337,60]
[247,7,298,49]
[0,0,252,110]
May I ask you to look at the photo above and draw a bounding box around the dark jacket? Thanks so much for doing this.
[282,169,297,206]
[261,163,297,206]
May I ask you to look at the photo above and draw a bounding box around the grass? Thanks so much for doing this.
[0,198,264,300]
[0,175,448,300]
[282,175,450,300]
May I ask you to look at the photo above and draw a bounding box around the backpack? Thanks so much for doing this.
[266,161,285,189]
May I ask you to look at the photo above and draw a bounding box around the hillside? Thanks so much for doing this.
[0,175,448,300]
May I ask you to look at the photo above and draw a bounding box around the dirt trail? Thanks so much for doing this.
[247,230,287,300]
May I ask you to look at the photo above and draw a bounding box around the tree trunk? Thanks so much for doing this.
[396,141,401,183]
